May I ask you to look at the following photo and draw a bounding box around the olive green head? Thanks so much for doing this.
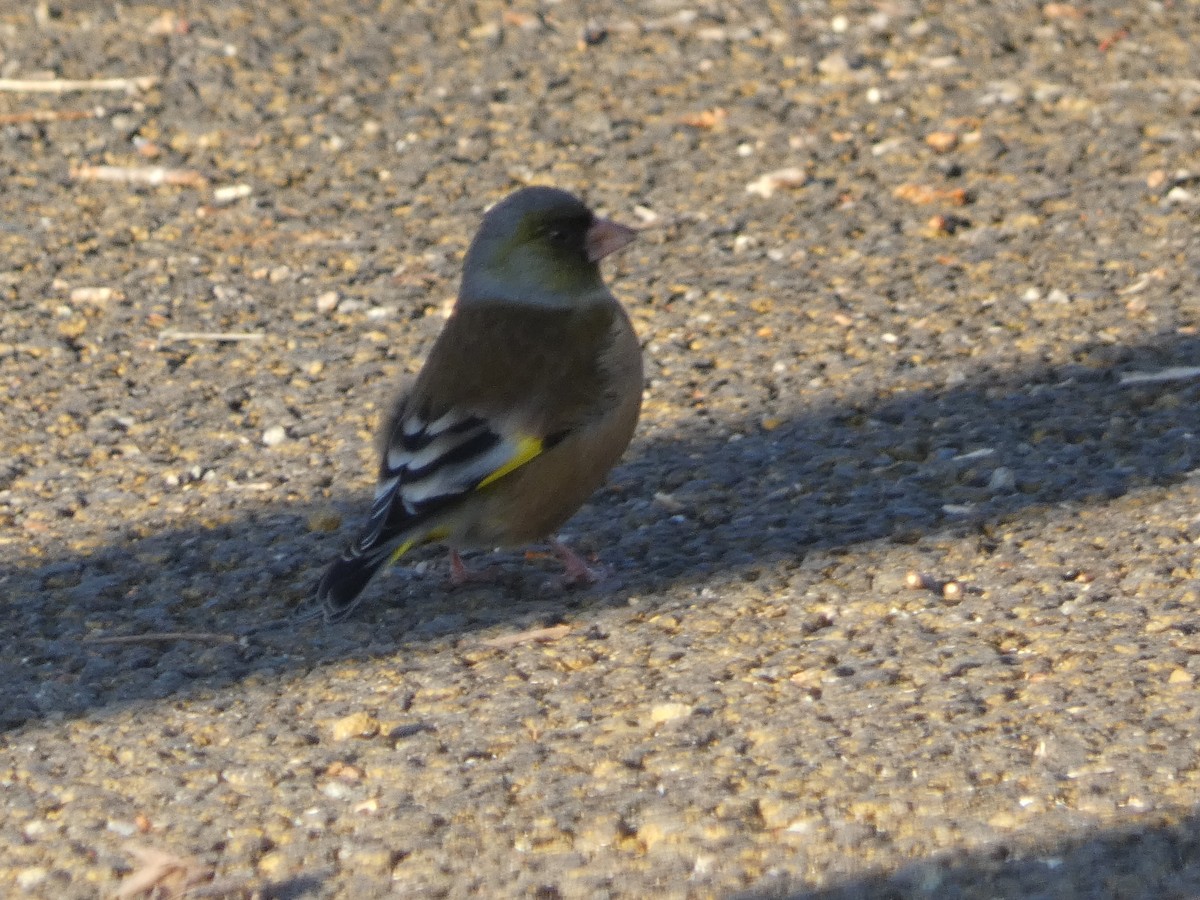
[459,186,635,310]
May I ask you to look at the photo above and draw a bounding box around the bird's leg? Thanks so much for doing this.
[551,539,605,585]
[448,550,502,586]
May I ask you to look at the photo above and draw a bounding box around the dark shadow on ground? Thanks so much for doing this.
[736,810,1200,898]
[259,873,327,900]
[1,332,1197,729]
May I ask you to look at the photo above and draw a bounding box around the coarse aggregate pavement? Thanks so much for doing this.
[1,1,1199,897]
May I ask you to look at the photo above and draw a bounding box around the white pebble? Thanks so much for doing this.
[745,167,808,198]
[213,183,252,203]
[16,869,48,890]
[69,286,117,304]
[987,467,1016,492]
[321,781,350,800]
[106,818,137,837]
[262,425,287,447]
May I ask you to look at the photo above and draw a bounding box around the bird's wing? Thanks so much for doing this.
[351,403,565,558]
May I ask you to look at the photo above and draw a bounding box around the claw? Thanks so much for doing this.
[551,539,606,585]
[448,550,502,586]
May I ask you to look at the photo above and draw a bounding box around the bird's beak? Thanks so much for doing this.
[585,217,637,263]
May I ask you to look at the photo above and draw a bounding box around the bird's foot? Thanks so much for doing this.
[551,539,607,586]
[448,550,503,587]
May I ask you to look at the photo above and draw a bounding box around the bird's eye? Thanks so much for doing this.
[545,228,570,247]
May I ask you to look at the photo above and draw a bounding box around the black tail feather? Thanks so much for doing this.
[316,547,393,623]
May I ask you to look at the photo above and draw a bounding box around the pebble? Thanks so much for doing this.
[745,167,808,198]
[68,286,117,304]
[213,183,252,203]
[987,466,1016,492]
[16,868,48,890]
[262,425,288,447]
[328,712,381,741]
[649,702,692,724]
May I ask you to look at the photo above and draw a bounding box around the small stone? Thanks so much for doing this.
[679,107,727,130]
[328,711,381,741]
[757,797,804,829]
[316,291,340,313]
[1168,668,1193,685]
[307,509,343,533]
[925,131,959,153]
[745,167,808,198]
[321,781,351,799]
[16,868,48,890]
[70,286,118,304]
[987,467,1016,492]
[106,818,137,837]
[262,425,287,447]
[257,851,288,876]
[213,183,252,203]
[649,702,692,724]
[905,570,931,590]
[817,51,851,76]
[579,20,608,47]
[1043,4,1083,20]
[339,846,396,874]
[988,811,1019,828]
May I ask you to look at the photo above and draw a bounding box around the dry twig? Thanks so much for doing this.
[70,164,208,188]
[157,330,266,344]
[0,108,102,125]
[0,75,157,93]
[1119,366,1200,385]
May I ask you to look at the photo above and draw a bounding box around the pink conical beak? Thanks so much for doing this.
[585,217,637,263]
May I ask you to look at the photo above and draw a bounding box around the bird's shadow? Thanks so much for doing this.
[2,332,1197,730]
[735,809,1200,898]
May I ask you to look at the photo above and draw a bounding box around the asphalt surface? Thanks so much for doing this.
[1,1,1199,897]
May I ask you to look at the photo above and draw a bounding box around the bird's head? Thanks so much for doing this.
[460,186,636,310]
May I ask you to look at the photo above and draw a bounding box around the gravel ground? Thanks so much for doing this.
[2,1,1199,897]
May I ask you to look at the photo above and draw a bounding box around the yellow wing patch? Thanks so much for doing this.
[476,435,544,489]
[382,436,543,568]
[387,538,417,567]
[386,526,451,566]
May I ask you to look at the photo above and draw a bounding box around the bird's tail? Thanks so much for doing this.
[316,541,406,623]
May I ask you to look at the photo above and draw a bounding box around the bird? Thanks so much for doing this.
[315,186,643,622]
